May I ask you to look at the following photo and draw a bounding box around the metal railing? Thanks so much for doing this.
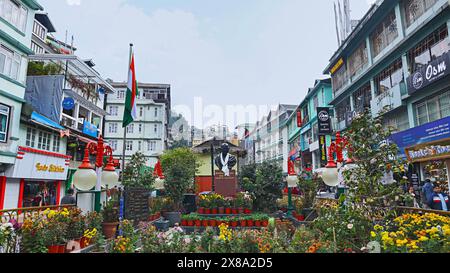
[0,204,76,224]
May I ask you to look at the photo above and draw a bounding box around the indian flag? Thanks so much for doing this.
[123,51,138,128]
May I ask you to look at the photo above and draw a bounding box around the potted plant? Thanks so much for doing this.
[239,216,247,227]
[254,214,261,227]
[198,195,208,214]
[160,148,199,227]
[247,215,254,227]
[181,215,189,226]
[224,198,232,214]
[230,217,238,227]
[194,217,202,227]
[101,197,120,239]
[210,195,218,215]
[217,195,225,214]
[261,215,269,227]
[209,218,217,227]
[235,193,245,214]
[202,217,209,227]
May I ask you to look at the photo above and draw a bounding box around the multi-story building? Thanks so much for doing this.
[323,0,450,189]
[104,82,171,169]
[284,79,334,173]
[252,104,297,172]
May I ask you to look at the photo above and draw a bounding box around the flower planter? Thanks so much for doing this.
[238,207,244,214]
[225,208,232,214]
[254,221,261,227]
[231,221,238,227]
[218,207,225,214]
[187,220,194,227]
[262,220,269,227]
[47,245,59,254]
[240,220,247,227]
[102,222,119,239]
[195,220,201,227]
[244,209,252,214]
[80,237,90,249]
[297,215,305,221]
[209,220,217,227]
[247,220,254,227]
[232,208,238,214]
[211,208,218,215]
[181,220,188,226]
[204,208,211,215]
[202,220,209,227]
[58,244,66,253]
[198,207,205,214]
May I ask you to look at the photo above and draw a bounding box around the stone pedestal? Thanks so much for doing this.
[214,170,238,197]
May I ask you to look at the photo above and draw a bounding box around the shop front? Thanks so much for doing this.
[2,146,70,210]
[391,116,450,194]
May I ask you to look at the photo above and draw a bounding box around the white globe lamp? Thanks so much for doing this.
[73,167,97,191]
[322,166,339,187]
[286,175,299,188]
[101,161,120,188]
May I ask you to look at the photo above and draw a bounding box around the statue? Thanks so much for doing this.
[215,143,237,177]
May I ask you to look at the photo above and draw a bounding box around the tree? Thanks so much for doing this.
[342,109,409,217]
[240,160,283,213]
[160,148,199,211]
[169,139,190,150]
[122,152,155,190]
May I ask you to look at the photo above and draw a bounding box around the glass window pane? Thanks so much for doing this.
[439,93,450,118]
[417,103,428,125]
[391,68,404,87]
[430,38,450,60]
[427,99,439,122]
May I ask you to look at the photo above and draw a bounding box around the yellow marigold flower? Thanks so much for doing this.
[371,231,377,238]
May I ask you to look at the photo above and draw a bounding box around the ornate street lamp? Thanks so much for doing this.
[321,132,354,189]
[73,135,119,212]
[286,159,299,218]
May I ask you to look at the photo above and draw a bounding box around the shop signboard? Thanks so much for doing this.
[407,51,450,95]
[83,121,98,138]
[319,135,327,167]
[62,97,75,110]
[6,147,70,180]
[390,116,450,157]
[317,107,332,134]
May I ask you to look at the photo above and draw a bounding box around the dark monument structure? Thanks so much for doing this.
[214,143,238,197]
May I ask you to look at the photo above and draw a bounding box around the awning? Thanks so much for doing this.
[31,111,64,130]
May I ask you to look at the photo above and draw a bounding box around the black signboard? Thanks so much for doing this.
[319,135,327,167]
[407,51,450,95]
[317,107,332,134]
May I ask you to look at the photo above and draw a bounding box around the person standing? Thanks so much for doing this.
[61,188,77,206]
[422,179,434,208]
[429,185,449,211]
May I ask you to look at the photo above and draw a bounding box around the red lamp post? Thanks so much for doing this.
[73,135,119,212]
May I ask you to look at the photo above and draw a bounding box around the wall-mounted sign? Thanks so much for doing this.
[62,97,75,110]
[407,51,450,95]
[6,148,69,180]
[406,144,450,162]
[82,121,98,138]
[390,116,450,157]
[319,135,327,167]
[330,58,344,75]
[317,107,332,134]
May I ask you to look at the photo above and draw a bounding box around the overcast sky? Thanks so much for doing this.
[39,0,373,129]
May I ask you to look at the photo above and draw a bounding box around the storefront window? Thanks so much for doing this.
[370,11,398,58]
[0,103,10,142]
[384,110,410,132]
[22,181,58,208]
[408,24,449,72]
[403,0,438,27]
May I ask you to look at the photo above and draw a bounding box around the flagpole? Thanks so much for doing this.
[122,43,133,180]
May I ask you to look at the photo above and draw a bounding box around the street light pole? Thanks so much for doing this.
[286,159,298,218]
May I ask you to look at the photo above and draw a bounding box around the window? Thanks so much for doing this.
[374,58,403,95]
[138,141,142,151]
[415,90,450,125]
[154,124,158,134]
[336,97,351,122]
[408,25,449,72]
[117,90,125,100]
[0,45,21,80]
[332,65,348,95]
[403,0,437,27]
[154,107,158,117]
[109,106,118,116]
[108,123,118,134]
[138,124,142,133]
[110,140,118,151]
[126,141,133,151]
[0,103,10,142]
[26,127,36,147]
[147,141,156,151]
[384,110,410,132]
[37,131,51,151]
[52,134,60,152]
[140,107,143,117]
[127,124,134,134]
[313,95,319,109]
[353,83,372,113]
[348,42,368,78]
[0,0,28,32]
[370,11,398,57]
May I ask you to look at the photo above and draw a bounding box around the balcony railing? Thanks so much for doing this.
[370,83,404,117]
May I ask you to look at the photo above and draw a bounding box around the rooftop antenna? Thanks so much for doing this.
[334,2,341,46]
[338,1,345,42]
